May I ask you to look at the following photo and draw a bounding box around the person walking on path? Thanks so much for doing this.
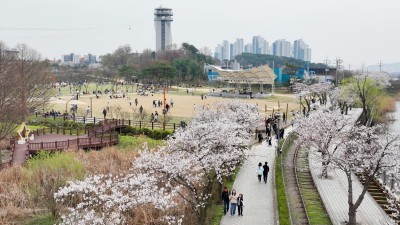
[263,162,270,183]
[256,162,264,182]
[229,189,238,216]
[221,186,230,215]
[237,194,244,216]
[102,108,107,119]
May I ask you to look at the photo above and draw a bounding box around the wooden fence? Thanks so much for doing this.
[27,132,119,153]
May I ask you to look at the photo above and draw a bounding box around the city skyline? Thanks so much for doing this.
[214,37,311,63]
[0,0,399,68]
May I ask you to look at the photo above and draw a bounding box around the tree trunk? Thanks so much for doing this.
[348,206,357,225]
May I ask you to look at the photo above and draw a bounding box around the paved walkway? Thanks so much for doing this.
[309,108,394,225]
[221,126,293,225]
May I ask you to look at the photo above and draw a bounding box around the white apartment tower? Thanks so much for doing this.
[293,39,311,62]
[154,7,173,52]
[273,39,291,57]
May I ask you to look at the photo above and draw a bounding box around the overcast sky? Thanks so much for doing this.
[1,0,399,68]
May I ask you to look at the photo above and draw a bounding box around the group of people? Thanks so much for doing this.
[220,162,269,217]
[221,187,244,216]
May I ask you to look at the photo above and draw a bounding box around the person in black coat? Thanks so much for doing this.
[263,162,270,183]
[221,186,230,215]
[237,193,244,216]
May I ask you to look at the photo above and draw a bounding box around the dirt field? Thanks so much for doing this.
[48,88,300,122]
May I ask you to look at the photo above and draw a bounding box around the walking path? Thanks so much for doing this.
[221,126,293,225]
[309,108,394,225]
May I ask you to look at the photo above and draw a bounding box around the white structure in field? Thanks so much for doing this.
[154,7,173,52]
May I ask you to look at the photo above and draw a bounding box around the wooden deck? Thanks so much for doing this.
[11,120,121,166]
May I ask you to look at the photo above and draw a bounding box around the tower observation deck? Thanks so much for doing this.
[154,7,173,52]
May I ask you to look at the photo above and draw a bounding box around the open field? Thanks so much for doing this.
[47,85,300,122]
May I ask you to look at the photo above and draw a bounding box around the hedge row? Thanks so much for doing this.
[120,126,173,140]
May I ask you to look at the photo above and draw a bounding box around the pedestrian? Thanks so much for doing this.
[268,136,272,146]
[229,189,238,216]
[263,162,270,184]
[283,112,286,123]
[103,108,107,119]
[135,98,138,106]
[155,111,159,122]
[170,99,174,107]
[256,162,264,182]
[258,132,263,143]
[34,109,38,118]
[139,105,143,114]
[193,104,196,110]
[86,106,90,116]
[221,186,230,215]
[129,98,132,106]
[150,113,155,122]
[237,193,244,216]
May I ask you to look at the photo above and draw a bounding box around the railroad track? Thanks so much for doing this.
[292,144,331,225]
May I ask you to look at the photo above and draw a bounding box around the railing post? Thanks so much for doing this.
[55,141,57,149]
[83,117,86,124]
[67,139,70,148]
[129,119,131,126]
[152,122,154,130]
[140,121,142,128]
[50,126,53,133]
[41,142,44,150]
[174,123,176,131]
[94,117,96,124]
[77,137,80,150]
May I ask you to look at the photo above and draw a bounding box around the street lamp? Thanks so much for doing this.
[90,97,93,118]
[275,114,281,156]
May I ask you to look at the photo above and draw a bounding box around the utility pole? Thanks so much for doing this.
[323,57,330,82]
[378,60,383,72]
[335,58,342,86]
[361,63,365,74]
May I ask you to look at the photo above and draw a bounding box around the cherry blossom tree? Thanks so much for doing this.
[294,83,334,114]
[296,108,400,225]
[54,100,259,224]
[295,109,349,178]
[333,125,400,225]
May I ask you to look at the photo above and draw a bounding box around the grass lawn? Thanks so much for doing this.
[117,135,165,151]
[24,213,58,225]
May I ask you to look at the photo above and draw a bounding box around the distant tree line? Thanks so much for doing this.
[235,53,327,70]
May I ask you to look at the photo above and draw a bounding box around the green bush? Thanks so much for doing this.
[120,126,173,140]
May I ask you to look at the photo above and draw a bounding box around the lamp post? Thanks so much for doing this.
[90,97,93,118]
[276,114,281,156]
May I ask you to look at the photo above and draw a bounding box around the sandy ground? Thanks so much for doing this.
[48,90,300,122]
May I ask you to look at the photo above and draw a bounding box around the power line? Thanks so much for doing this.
[0,26,126,31]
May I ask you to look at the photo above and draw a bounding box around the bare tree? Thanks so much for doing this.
[13,44,52,120]
[0,43,21,163]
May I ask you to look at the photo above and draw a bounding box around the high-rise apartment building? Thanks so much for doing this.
[154,7,173,52]
[252,36,269,55]
[213,36,311,62]
[293,39,311,62]
[273,39,291,57]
